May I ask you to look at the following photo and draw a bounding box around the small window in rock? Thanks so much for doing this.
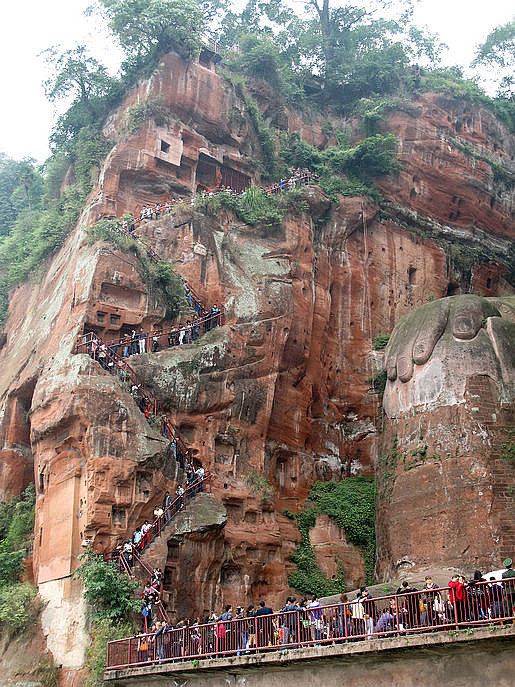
[160,140,170,153]
[39,470,45,493]
[96,311,106,322]
[168,542,179,560]
[110,314,121,325]
[447,283,459,296]
[486,277,492,289]
[408,266,417,285]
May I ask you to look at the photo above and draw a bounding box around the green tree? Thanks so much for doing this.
[73,547,140,622]
[0,155,44,236]
[42,46,119,149]
[473,21,515,97]
[98,0,207,64]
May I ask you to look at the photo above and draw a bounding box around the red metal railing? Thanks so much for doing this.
[106,579,515,669]
[76,332,190,460]
[105,475,210,628]
[109,474,210,561]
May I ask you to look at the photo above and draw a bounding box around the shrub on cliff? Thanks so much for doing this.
[196,186,283,229]
[85,618,135,687]
[0,484,35,586]
[0,582,39,636]
[73,547,140,622]
[289,476,376,595]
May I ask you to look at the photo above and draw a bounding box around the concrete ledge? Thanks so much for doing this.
[104,624,515,681]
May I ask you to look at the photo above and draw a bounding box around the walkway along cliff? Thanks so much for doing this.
[0,46,513,681]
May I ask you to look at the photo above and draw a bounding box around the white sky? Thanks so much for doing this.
[0,0,512,163]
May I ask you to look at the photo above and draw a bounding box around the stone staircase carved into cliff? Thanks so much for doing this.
[109,475,210,625]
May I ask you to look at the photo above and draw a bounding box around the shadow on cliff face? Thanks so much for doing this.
[0,377,37,500]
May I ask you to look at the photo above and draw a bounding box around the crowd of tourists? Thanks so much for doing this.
[107,559,515,667]
[116,168,318,235]
[99,307,222,357]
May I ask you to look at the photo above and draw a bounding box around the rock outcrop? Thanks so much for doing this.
[377,295,515,579]
[0,48,513,677]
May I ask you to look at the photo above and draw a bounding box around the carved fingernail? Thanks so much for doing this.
[386,360,397,381]
[413,341,429,365]
[453,315,475,339]
[397,356,413,382]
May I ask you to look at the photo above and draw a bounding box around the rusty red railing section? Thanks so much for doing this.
[105,579,515,669]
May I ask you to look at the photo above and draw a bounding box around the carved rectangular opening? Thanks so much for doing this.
[221,165,250,193]
[214,437,234,465]
[196,153,219,190]
[167,541,180,560]
[164,566,177,587]
[110,314,121,325]
[135,472,152,498]
[112,507,126,528]
[160,140,170,153]
[96,311,107,322]
[244,510,257,525]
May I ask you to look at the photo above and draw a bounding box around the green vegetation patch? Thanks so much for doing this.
[196,186,283,229]
[289,476,376,595]
[372,334,390,350]
[73,547,140,623]
[125,99,171,135]
[85,618,135,687]
[245,468,274,501]
[0,485,39,637]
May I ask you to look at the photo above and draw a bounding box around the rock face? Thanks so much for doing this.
[0,49,513,675]
[376,295,515,579]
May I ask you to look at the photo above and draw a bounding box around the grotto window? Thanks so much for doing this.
[447,282,460,296]
[96,311,106,323]
[160,140,170,153]
[110,314,121,325]
[39,469,45,494]
[167,541,179,560]
[112,507,127,528]
[408,266,417,285]
[486,277,492,289]
[220,565,240,585]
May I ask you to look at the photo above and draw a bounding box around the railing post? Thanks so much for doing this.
[453,590,459,628]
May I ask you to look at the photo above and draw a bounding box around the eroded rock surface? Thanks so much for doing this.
[0,48,513,676]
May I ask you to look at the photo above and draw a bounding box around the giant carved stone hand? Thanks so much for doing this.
[383,295,515,418]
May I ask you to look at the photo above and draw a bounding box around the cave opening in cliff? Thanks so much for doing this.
[196,153,219,190]
[447,282,460,296]
[221,165,250,193]
[2,378,37,498]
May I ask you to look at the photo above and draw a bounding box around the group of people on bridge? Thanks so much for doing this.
[106,559,515,669]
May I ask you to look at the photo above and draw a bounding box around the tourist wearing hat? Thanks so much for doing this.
[501,557,515,618]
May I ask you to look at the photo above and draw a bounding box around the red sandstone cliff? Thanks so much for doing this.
[0,49,513,674]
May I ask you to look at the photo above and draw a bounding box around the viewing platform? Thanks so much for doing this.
[104,624,515,686]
